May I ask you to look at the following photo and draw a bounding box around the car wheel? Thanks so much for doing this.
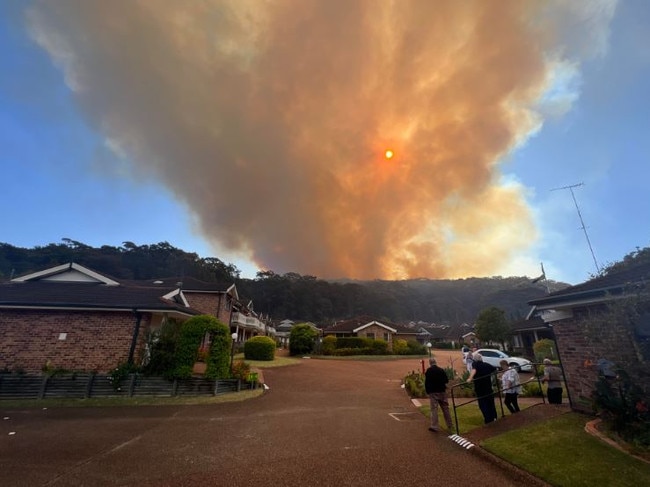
[509,362,521,372]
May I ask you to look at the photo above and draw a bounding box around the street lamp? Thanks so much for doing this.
[426,342,432,358]
[230,332,238,374]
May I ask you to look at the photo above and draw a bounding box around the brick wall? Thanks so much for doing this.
[360,324,393,342]
[184,293,231,324]
[0,309,151,373]
[552,306,647,413]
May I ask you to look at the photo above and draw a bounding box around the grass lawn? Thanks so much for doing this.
[419,401,532,435]
[234,353,301,368]
[418,403,650,485]
[483,413,650,486]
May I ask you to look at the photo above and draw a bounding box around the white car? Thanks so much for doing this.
[475,348,533,372]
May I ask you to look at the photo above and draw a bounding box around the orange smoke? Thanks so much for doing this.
[27,0,616,279]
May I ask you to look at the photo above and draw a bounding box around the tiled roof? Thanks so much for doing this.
[529,262,650,306]
[323,316,417,334]
[510,316,546,331]
[123,276,233,293]
[417,322,474,341]
[0,281,198,315]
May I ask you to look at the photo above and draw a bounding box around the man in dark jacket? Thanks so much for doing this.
[424,357,454,432]
[468,352,498,423]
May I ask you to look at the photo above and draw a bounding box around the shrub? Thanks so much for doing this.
[333,347,374,356]
[369,339,389,355]
[449,376,475,398]
[403,371,425,398]
[393,339,409,355]
[289,323,319,356]
[443,366,456,381]
[406,340,426,355]
[205,321,231,380]
[593,368,650,449]
[231,360,251,381]
[167,315,230,379]
[521,381,544,397]
[142,319,183,378]
[459,369,470,382]
[109,362,137,391]
[173,318,211,378]
[321,335,337,355]
[336,337,367,349]
[244,336,276,361]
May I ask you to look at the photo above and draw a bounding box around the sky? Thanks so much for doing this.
[1,0,648,284]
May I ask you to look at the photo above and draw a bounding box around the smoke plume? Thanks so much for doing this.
[27,0,617,279]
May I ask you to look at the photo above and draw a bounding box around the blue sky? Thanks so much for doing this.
[507,0,650,283]
[1,2,213,260]
[1,1,648,284]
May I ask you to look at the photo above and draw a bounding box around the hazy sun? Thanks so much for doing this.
[385,149,394,160]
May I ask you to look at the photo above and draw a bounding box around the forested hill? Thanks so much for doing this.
[0,240,568,326]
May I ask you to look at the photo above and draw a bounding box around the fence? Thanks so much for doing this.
[0,373,257,400]
[448,361,568,434]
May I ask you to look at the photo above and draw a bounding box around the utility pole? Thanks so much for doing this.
[551,183,600,274]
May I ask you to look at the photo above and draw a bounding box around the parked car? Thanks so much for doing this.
[475,348,533,372]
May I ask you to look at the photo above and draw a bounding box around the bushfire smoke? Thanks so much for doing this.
[27,0,617,279]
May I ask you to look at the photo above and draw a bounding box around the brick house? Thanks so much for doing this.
[527,262,650,412]
[322,316,419,350]
[509,316,553,358]
[125,276,273,342]
[0,263,268,373]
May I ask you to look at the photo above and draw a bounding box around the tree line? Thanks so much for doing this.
[0,240,568,326]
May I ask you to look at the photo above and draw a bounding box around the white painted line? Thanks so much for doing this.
[449,434,475,449]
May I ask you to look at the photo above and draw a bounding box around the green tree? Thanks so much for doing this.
[533,338,556,362]
[289,323,319,356]
[474,306,511,349]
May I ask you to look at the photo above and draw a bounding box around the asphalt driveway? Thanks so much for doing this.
[1,356,526,486]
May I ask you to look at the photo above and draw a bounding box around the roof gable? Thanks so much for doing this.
[323,316,414,334]
[353,320,397,333]
[11,263,120,286]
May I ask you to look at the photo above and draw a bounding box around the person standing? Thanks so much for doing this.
[499,360,521,413]
[542,358,563,404]
[468,353,498,423]
[424,357,454,432]
[464,347,474,373]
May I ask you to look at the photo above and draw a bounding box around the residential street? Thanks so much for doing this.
[1,356,529,486]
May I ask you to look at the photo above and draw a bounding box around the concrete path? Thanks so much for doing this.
[1,357,533,486]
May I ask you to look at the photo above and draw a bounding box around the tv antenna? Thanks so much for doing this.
[551,183,600,274]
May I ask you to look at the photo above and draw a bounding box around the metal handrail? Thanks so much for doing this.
[448,363,554,434]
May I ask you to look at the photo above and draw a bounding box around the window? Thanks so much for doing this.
[383,333,389,341]
[366,333,375,339]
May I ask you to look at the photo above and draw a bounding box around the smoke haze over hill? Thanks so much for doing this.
[27,0,616,279]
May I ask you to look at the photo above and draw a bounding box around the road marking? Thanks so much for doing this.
[389,412,420,421]
[449,434,475,449]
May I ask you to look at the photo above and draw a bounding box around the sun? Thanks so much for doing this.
[384,149,394,160]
